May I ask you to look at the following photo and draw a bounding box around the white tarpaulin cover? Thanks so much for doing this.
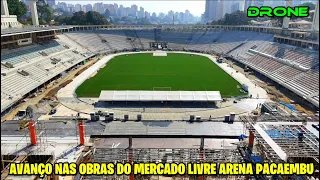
[99,91,222,102]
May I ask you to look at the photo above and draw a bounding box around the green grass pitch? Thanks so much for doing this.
[76,53,246,97]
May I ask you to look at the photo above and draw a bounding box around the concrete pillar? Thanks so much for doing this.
[30,0,39,26]
[1,0,10,16]
[282,0,293,29]
[28,121,37,145]
[312,1,319,31]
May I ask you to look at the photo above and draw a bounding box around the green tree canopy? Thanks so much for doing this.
[56,11,109,25]
[104,9,111,18]
[212,10,252,25]
[7,0,27,18]
[86,11,108,25]
[300,2,316,10]
[69,11,87,25]
[37,0,54,24]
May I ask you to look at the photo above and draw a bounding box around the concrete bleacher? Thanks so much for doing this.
[161,29,190,49]
[228,33,274,58]
[286,67,319,96]
[65,31,109,53]
[210,31,258,54]
[190,30,221,52]
[243,54,283,74]
[271,66,303,83]
[56,33,94,56]
[1,73,38,96]
[97,30,132,50]
[1,39,92,113]
[135,30,154,49]
[254,43,319,69]
[1,40,67,66]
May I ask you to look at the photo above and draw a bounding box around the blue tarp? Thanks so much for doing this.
[279,101,297,112]
[285,104,297,112]
[238,134,248,141]
[251,154,262,163]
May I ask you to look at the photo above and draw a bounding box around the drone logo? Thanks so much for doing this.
[247,6,309,17]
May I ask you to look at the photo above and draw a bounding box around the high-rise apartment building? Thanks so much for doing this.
[204,0,219,21]
[74,4,81,12]
[231,2,240,13]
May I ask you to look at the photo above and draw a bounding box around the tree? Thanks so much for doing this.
[212,10,252,25]
[86,11,109,25]
[69,11,87,25]
[37,0,54,24]
[104,9,111,18]
[300,2,316,10]
[55,11,110,25]
[7,0,27,18]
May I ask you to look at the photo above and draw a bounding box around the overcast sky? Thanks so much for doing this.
[57,0,206,16]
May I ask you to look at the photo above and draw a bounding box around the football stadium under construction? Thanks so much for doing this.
[1,0,320,179]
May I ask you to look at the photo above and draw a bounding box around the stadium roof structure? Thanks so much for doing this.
[99,90,223,102]
[1,26,72,37]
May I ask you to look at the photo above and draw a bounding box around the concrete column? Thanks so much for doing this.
[282,0,293,29]
[30,0,39,26]
[1,0,10,16]
[312,1,319,31]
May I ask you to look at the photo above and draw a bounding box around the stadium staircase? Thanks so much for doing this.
[196,29,208,43]
[212,31,224,43]
[95,33,114,51]
[226,33,261,55]
[133,30,144,49]
[186,29,197,45]
[123,30,143,49]
[226,41,247,55]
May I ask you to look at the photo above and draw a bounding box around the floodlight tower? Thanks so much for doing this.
[282,0,293,29]
[30,0,39,26]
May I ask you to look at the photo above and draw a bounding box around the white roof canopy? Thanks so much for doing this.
[99,91,222,102]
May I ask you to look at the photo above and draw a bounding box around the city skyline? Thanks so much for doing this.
[56,0,205,16]
[50,0,318,24]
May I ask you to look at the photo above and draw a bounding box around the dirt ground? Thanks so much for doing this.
[1,57,99,121]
